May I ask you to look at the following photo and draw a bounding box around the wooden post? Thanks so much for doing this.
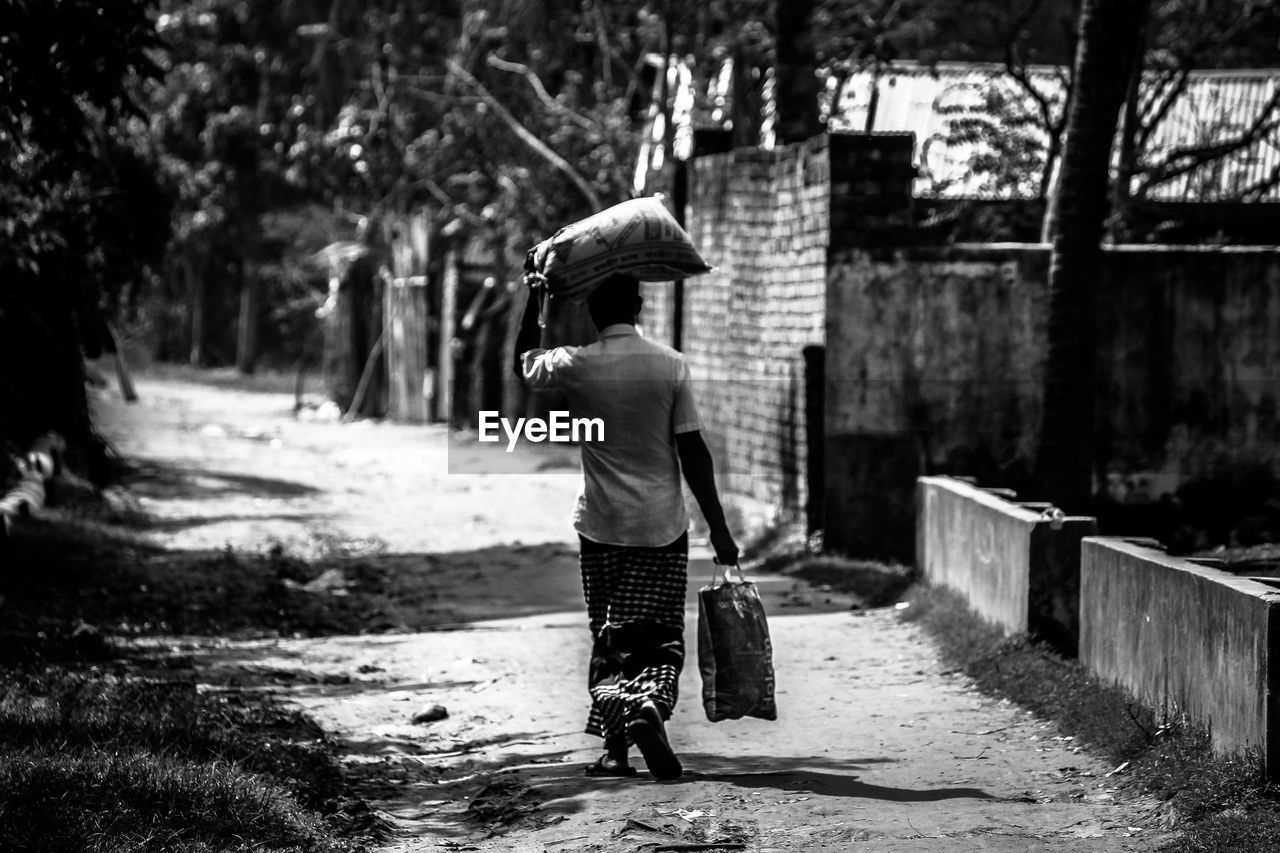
[437,248,459,424]
[385,278,427,421]
[803,344,825,536]
[382,209,432,423]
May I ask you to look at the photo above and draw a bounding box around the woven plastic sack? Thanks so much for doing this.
[527,196,712,304]
[697,565,777,722]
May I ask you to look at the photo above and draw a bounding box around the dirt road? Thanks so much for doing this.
[94,367,1170,852]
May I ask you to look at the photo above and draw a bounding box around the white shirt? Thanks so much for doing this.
[522,324,701,547]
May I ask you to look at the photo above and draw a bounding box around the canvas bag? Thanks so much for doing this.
[697,563,778,722]
[525,196,713,305]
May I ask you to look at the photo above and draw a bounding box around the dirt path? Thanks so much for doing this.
[94,367,1171,852]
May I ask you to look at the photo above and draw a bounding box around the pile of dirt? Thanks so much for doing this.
[466,775,544,829]
[612,809,759,851]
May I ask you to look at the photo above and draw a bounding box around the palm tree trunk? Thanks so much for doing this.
[1034,0,1149,512]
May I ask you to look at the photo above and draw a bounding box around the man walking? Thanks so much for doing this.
[513,274,739,780]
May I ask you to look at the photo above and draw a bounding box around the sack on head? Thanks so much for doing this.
[527,196,713,304]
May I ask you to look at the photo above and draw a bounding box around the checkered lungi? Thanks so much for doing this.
[579,532,688,743]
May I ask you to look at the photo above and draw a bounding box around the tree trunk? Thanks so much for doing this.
[236,258,259,375]
[659,0,675,166]
[774,0,822,144]
[730,44,764,149]
[1110,4,1150,241]
[1040,171,1060,242]
[1034,0,1149,512]
[864,68,881,133]
[183,246,205,366]
[1038,123,1066,233]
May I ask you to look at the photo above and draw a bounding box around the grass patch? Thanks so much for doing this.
[2,750,335,853]
[0,665,373,853]
[0,509,387,852]
[901,583,1280,852]
[763,554,914,609]
[2,515,419,642]
[745,528,915,609]
[0,668,344,808]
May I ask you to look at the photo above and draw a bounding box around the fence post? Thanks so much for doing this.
[437,248,459,424]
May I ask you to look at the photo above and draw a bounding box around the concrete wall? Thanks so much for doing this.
[826,246,1047,557]
[826,247,1046,481]
[1081,537,1280,771]
[918,476,1096,646]
[1098,247,1280,499]
[826,244,1280,499]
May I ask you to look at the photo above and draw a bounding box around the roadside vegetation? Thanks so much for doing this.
[0,508,389,853]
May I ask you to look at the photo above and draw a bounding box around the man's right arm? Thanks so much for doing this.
[676,431,740,567]
[511,286,543,378]
[513,288,576,390]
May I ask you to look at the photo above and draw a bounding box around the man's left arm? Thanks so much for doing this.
[677,431,739,567]
[671,361,739,566]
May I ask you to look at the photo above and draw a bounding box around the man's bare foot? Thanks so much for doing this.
[584,754,637,777]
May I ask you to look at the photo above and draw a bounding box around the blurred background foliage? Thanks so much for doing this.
[3,0,1279,472]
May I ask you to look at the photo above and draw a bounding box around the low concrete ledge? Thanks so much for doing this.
[1081,537,1280,774]
[917,476,1097,647]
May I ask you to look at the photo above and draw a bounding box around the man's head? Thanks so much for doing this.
[586,274,642,330]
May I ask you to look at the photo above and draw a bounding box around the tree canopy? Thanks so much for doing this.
[5,0,1277,462]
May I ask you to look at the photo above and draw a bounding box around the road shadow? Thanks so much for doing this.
[127,363,302,396]
[397,751,992,844]
[1,514,585,642]
[508,752,993,804]
[137,513,324,533]
[687,768,993,802]
[124,459,322,501]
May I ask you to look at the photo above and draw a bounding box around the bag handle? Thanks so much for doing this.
[708,559,747,587]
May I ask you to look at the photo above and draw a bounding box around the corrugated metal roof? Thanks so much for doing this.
[827,63,1061,198]
[832,62,1280,202]
[639,58,1280,202]
[1138,71,1280,202]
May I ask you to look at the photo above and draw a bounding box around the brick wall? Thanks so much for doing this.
[644,136,831,520]
[640,272,676,347]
